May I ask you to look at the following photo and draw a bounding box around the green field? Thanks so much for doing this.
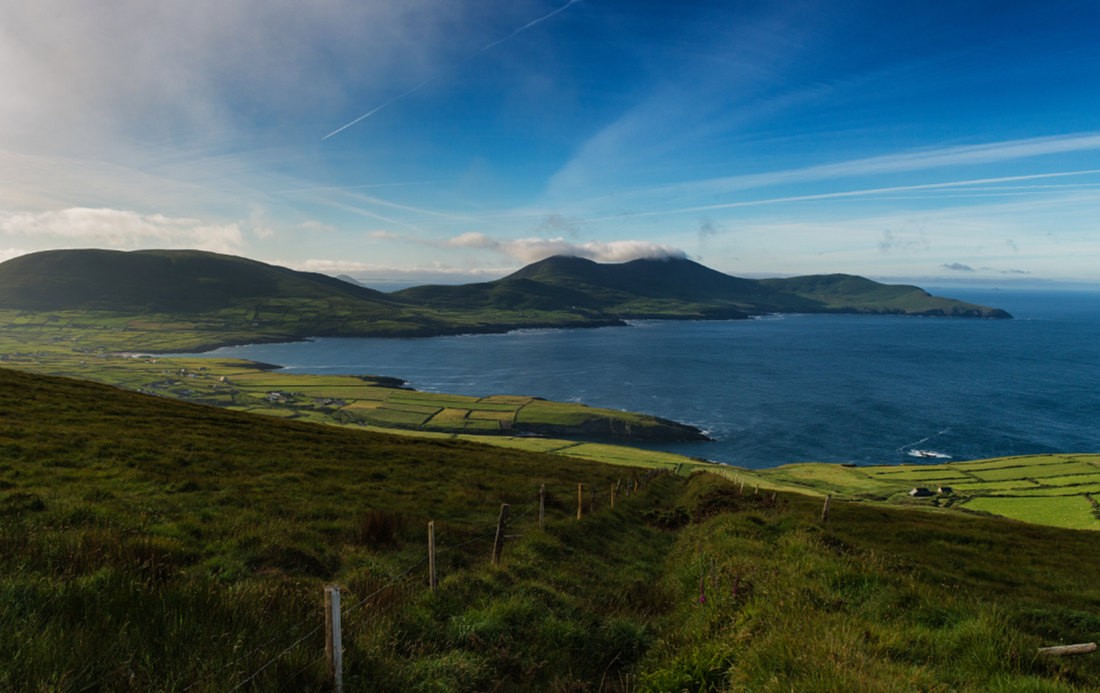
[965,496,1099,530]
[0,313,704,444]
[758,454,1100,530]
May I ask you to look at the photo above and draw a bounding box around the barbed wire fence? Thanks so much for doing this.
[174,469,672,691]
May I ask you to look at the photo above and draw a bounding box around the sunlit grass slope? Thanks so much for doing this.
[636,474,1100,692]
[0,366,642,689]
[3,366,1100,690]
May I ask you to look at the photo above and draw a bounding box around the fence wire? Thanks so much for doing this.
[186,477,642,690]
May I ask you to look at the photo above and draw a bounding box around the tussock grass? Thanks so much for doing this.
[634,474,1100,692]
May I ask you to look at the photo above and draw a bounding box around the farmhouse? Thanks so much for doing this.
[909,487,935,498]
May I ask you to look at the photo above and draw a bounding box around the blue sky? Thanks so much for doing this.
[3,0,1100,287]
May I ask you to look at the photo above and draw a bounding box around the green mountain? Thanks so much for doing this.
[0,249,1009,349]
[396,254,1011,319]
[0,247,397,312]
[0,248,454,344]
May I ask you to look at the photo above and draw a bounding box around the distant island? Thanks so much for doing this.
[0,249,1011,352]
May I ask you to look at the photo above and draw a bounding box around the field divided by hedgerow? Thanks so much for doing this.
[761,454,1100,530]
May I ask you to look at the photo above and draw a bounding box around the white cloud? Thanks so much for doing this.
[447,232,498,249]
[0,208,245,254]
[290,259,392,274]
[278,257,510,288]
[445,233,686,263]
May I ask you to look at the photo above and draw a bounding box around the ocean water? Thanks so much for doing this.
[197,289,1100,469]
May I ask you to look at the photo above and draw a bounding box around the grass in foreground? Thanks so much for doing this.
[3,367,1100,690]
[636,474,1100,692]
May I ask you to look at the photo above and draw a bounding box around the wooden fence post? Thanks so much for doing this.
[1038,642,1097,656]
[821,495,831,523]
[428,521,438,593]
[611,482,616,509]
[539,484,546,529]
[324,585,343,693]
[491,503,510,565]
[577,484,583,520]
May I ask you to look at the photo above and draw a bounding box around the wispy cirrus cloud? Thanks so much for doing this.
[594,168,1100,220]
[662,132,1100,197]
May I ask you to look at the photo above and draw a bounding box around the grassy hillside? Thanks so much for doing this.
[3,366,1100,690]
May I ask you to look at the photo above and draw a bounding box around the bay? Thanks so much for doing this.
[195,289,1100,469]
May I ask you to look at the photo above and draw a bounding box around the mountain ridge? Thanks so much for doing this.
[0,249,1011,348]
[396,254,1010,319]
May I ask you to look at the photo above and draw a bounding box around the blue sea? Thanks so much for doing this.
[195,289,1100,469]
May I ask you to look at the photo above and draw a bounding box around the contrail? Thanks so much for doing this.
[321,77,436,141]
[477,0,580,53]
[323,0,581,141]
